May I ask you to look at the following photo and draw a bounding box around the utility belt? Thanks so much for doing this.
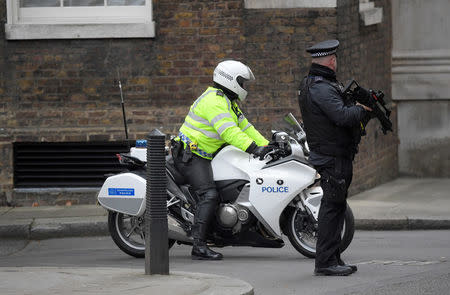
[172,132,213,163]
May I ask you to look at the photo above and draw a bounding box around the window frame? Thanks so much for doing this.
[244,0,337,9]
[5,0,155,40]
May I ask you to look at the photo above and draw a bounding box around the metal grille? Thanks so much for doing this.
[13,142,131,188]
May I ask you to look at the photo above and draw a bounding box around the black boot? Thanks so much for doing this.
[338,259,358,273]
[191,239,223,260]
[314,265,353,276]
[190,188,222,260]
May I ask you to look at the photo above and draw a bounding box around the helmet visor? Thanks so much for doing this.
[236,76,247,89]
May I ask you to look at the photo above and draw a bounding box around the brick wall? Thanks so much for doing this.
[242,7,338,127]
[0,0,9,205]
[337,0,398,194]
[0,0,396,205]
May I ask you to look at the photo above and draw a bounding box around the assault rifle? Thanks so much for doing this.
[343,80,393,134]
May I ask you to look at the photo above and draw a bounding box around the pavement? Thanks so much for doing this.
[1,177,449,240]
[1,177,449,295]
[349,177,450,230]
[0,267,253,295]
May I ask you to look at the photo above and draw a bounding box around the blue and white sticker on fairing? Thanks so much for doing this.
[108,188,135,196]
[262,186,289,193]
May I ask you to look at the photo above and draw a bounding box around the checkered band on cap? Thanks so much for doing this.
[310,49,337,57]
[306,39,339,57]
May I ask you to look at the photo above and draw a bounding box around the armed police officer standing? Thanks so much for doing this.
[172,60,272,260]
[298,40,372,276]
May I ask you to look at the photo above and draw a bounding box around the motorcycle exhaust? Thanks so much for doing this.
[168,214,192,243]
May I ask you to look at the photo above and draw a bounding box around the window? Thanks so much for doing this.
[5,0,155,39]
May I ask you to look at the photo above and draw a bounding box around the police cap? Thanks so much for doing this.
[306,39,339,58]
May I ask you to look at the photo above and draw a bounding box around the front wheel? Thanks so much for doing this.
[285,204,355,258]
[108,211,175,258]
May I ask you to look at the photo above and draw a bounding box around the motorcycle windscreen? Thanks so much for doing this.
[97,173,146,216]
[271,113,304,141]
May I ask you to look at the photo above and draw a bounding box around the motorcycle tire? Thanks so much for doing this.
[285,204,355,258]
[108,211,176,258]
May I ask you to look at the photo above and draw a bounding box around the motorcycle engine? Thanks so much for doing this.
[217,204,250,230]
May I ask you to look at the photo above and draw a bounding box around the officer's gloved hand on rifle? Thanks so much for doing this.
[356,102,373,112]
[343,80,393,135]
[246,142,274,160]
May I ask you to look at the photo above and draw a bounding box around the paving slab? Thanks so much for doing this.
[30,216,108,239]
[0,267,254,295]
[348,178,450,230]
[1,204,107,220]
[349,178,450,220]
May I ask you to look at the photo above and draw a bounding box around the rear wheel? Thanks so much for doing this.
[285,204,355,258]
[108,211,175,258]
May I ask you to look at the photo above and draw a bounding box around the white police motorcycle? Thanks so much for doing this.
[97,113,355,258]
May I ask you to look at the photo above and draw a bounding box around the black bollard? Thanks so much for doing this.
[145,129,169,275]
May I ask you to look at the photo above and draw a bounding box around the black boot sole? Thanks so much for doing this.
[314,272,352,276]
[314,271,352,276]
[339,264,358,273]
[191,255,223,261]
[314,268,353,276]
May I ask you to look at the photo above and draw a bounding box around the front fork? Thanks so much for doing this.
[289,186,323,234]
[297,186,323,222]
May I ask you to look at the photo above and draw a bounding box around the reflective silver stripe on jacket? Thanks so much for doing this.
[217,121,237,135]
[187,111,210,126]
[183,121,221,140]
[211,113,232,126]
[188,111,233,128]
[242,123,252,132]
[224,96,232,111]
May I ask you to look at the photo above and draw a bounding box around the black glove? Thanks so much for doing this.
[246,142,273,160]
[268,140,278,147]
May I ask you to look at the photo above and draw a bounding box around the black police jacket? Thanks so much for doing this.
[298,63,366,158]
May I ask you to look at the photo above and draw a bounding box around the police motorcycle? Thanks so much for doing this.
[97,113,355,258]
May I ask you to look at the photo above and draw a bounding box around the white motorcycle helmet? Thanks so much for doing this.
[213,60,255,101]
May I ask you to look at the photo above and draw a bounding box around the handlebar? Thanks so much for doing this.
[117,153,146,169]
[263,129,310,163]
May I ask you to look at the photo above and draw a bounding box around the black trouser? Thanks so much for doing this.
[315,157,353,268]
[173,151,219,241]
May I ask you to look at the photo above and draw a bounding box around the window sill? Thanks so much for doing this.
[5,22,155,40]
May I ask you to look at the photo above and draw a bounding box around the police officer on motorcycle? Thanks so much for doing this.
[172,60,272,260]
[298,40,372,276]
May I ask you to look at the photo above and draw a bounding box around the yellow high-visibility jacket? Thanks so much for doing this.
[178,87,268,159]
